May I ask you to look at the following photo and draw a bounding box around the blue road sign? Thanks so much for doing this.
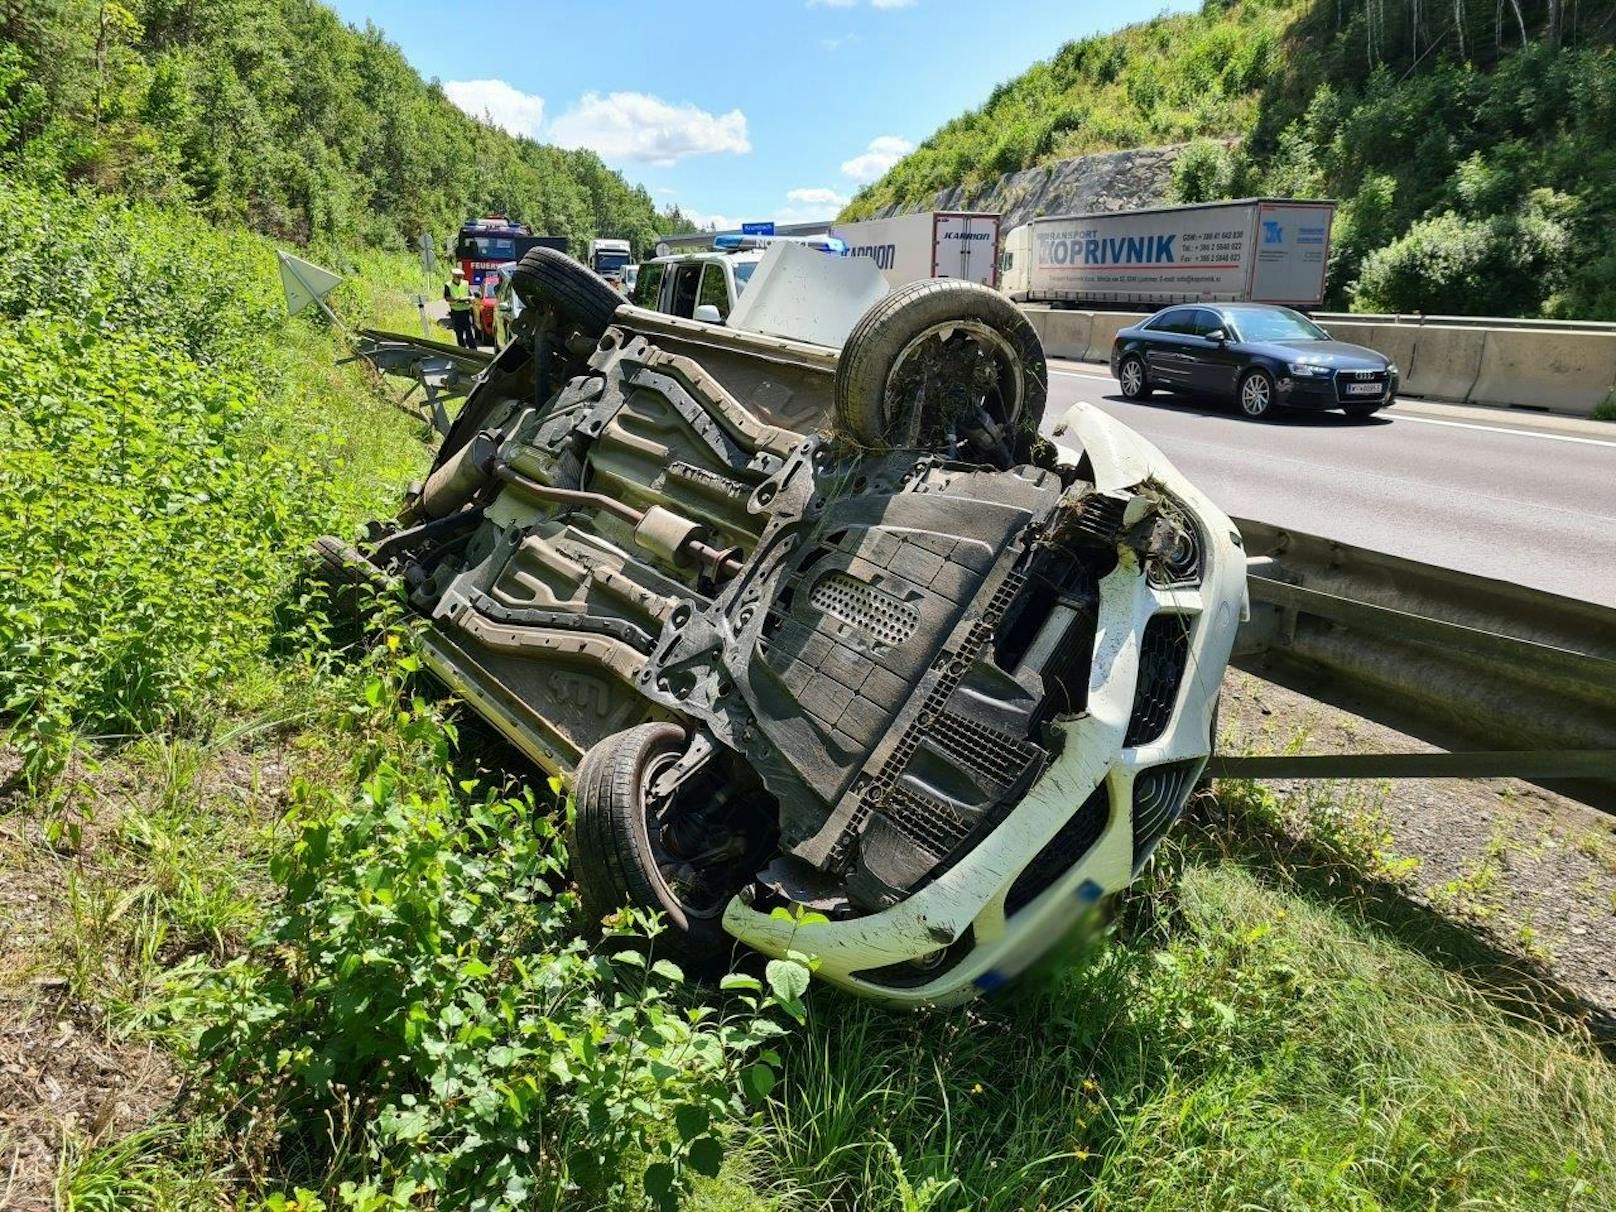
[741,221,776,236]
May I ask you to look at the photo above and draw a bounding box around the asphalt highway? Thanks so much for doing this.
[1040,359,1616,606]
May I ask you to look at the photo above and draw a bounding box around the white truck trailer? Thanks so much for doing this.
[828,211,1000,288]
[999,199,1336,309]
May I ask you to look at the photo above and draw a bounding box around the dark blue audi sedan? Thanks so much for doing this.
[1109,303,1399,420]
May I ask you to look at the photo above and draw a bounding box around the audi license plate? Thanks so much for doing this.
[1345,382,1383,395]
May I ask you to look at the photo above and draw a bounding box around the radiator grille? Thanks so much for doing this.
[926,710,1039,789]
[881,785,974,858]
[1132,761,1199,871]
[1005,785,1110,917]
[1125,614,1189,747]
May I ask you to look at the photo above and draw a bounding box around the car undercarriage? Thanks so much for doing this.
[323,248,1245,1006]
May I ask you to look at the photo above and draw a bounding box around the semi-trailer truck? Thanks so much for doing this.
[999,199,1337,309]
[828,211,1000,289]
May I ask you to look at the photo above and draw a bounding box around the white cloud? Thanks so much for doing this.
[786,187,849,207]
[682,210,742,232]
[549,91,750,166]
[775,187,851,224]
[676,188,848,233]
[442,79,545,139]
[839,134,915,184]
[778,187,849,223]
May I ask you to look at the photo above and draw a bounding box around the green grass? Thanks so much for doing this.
[698,841,1614,1210]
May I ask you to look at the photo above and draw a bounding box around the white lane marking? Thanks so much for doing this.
[1049,368,1616,450]
[1386,412,1616,449]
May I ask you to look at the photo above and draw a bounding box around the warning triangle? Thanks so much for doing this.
[277,251,344,316]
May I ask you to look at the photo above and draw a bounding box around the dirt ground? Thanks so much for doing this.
[1221,668,1616,1024]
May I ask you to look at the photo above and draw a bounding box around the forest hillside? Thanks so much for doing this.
[846,0,1616,316]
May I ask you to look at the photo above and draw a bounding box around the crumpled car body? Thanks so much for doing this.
[328,249,1244,1006]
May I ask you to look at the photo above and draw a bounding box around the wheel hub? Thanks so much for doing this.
[883,320,1023,459]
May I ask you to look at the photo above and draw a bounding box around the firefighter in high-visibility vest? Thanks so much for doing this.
[445,266,477,349]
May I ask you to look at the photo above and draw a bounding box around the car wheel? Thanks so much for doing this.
[834,279,1047,466]
[1117,353,1151,400]
[571,722,737,969]
[1237,368,1278,420]
[508,246,622,340]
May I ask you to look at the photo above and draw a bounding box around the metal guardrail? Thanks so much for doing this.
[1224,518,1616,812]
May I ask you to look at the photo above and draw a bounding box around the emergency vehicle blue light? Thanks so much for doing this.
[712,234,747,250]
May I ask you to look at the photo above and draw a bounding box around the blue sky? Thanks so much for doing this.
[327,0,1195,229]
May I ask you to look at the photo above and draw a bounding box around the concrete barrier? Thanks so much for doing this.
[1083,312,1142,363]
[1401,325,1486,402]
[1014,303,1616,415]
[1470,328,1616,414]
[1035,309,1094,360]
[1367,324,1418,376]
[1313,317,1377,349]
[1020,306,1052,348]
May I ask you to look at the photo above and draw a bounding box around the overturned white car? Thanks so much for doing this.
[325,248,1244,1006]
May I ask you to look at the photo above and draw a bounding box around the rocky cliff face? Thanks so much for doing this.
[867,143,1203,228]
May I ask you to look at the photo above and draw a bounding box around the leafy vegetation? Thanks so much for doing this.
[0,0,678,256]
[0,172,803,1208]
[169,663,804,1212]
[0,181,423,788]
[846,0,1616,317]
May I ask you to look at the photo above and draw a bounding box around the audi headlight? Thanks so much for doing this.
[1288,362,1331,378]
[1387,363,1400,378]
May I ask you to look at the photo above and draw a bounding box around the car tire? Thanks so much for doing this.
[290,536,386,650]
[1237,368,1278,420]
[508,246,622,339]
[571,722,733,969]
[1117,353,1152,400]
[834,279,1047,464]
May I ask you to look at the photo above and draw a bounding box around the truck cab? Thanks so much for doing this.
[998,222,1033,300]
[588,238,633,288]
[632,234,848,324]
[631,242,765,324]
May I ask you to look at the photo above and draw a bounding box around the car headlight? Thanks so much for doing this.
[1386,363,1399,378]
[1288,362,1331,378]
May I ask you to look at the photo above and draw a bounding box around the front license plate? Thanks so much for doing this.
[1345,382,1383,395]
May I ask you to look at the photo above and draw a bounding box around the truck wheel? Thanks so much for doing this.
[508,246,622,340]
[834,279,1047,466]
[1237,368,1278,420]
[571,723,737,969]
[1117,354,1152,400]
